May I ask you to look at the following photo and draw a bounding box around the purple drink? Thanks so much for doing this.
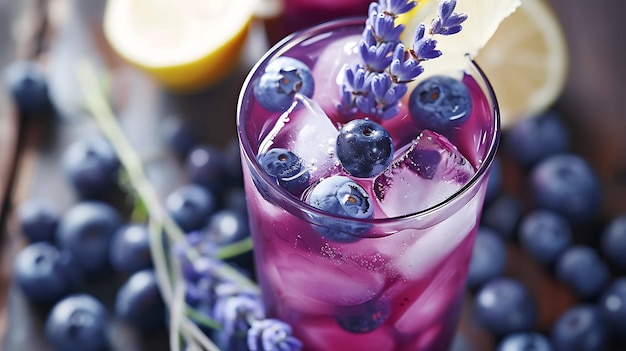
[237,16,499,351]
[263,0,372,44]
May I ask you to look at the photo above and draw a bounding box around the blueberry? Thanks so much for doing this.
[599,277,626,342]
[504,111,569,168]
[186,145,225,190]
[62,135,121,199]
[467,227,507,291]
[205,209,249,246]
[3,60,52,117]
[160,115,198,156]
[305,176,373,243]
[529,153,601,223]
[56,201,122,275]
[45,294,109,351]
[408,75,471,132]
[474,277,537,336]
[115,269,165,331]
[253,57,314,112]
[17,198,60,243]
[551,305,609,351]
[336,119,394,178]
[518,210,572,266]
[481,193,523,239]
[13,242,82,304]
[108,223,152,274]
[257,148,310,195]
[496,332,552,351]
[336,300,390,333]
[555,245,609,300]
[600,214,626,271]
[166,184,216,233]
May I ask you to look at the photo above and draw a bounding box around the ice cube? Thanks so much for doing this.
[373,130,475,218]
[311,34,361,120]
[258,94,342,182]
[273,252,386,307]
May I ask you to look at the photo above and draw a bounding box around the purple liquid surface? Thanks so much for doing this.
[238,19,498,351]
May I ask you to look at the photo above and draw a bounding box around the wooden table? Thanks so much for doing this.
[1,0,624,350]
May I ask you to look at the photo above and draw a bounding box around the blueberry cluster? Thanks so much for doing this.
[466,111,626,351]
[9,89,301,350]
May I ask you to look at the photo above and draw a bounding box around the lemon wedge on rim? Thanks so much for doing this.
[103,0,255,92]
[398,0,568,128]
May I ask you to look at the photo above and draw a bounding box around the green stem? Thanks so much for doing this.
[75,60,259,287]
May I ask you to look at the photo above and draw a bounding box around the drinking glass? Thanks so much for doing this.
[237,18,500,351]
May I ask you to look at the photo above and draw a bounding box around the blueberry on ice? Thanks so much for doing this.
[257,148,310,195]
[408,75,471,132]
[306,176,373,243]
[336,119,394,178]
[253,57,314,112]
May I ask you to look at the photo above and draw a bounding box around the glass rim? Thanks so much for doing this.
[237,18,501,231]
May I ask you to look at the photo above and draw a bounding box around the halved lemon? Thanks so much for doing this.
[103,0,255,92]
[398,0,568,128]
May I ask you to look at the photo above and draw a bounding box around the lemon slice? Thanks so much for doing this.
[475,0,568,127]
[398,0,568,128]
[103,0,254,92]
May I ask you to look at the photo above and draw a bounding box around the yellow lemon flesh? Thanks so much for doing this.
[475,0,568,127]
[397,0,568,128]
[103,0,254,92]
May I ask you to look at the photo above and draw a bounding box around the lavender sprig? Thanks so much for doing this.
[248,319,303,351]
[337,0,467,121]
[430,0,468,35]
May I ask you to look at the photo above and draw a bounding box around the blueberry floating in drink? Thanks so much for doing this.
[253,57,315,112]
[257,148,310,195]
[409,75,472,133]
[305,175,373,243]
[336,119,394,178]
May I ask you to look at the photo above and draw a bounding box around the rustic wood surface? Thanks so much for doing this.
[0,0,624,350]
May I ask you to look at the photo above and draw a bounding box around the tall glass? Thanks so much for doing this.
[237,18,499,350]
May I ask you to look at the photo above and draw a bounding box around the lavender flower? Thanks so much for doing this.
[430,0,468,35]
[212,285,265,339]
[370,12,404,43]
[411,23,442,60]
[359,41,395,72]
[247,319,303,351]
[378,0,417,17]
[390,43,423,83]
[370,73,407,120]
